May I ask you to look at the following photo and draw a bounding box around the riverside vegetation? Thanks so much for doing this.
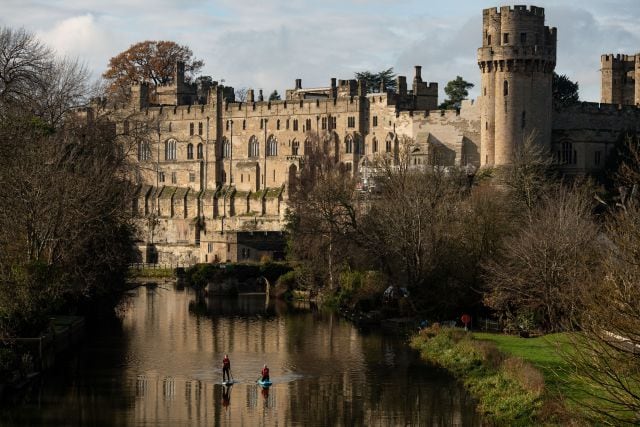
[284,128,640,424]
[0,28,137,385]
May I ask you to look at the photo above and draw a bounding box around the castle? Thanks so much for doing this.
[95,5,640,265]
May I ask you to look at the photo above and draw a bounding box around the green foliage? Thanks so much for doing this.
[268,90,281,101]
[552,72,579,109]
[411,327,545,425]
[354,68,397,93]
[439,76,474,109]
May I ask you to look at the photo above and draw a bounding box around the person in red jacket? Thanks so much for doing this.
[222,354,231,382]
[261,364,270,382]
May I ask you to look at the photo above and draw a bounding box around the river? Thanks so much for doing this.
[1,284,478,426]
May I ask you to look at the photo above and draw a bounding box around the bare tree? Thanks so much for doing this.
[356,138,468,304]
[501,131,555,211]
[483,184,602,332]
[0,27,52,114]
[0,27,137,340]
[286,132,358,289]
[562,203,640,425]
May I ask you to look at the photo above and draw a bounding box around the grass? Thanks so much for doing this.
[411,327,544,425]
[472,332,614,423]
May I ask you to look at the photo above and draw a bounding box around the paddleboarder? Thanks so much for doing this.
[222,354,231,382]
[261,364,270,382]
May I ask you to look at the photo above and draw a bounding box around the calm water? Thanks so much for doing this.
[1,285,478,426]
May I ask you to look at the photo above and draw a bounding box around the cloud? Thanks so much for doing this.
[2,0,639,102]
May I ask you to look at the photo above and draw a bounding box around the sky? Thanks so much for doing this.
[2,0,639,102]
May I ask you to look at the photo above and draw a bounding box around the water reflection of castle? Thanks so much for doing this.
[122,287,476,425]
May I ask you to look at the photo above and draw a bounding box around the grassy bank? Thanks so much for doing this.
[411,326,571,425]
[128,267,175,279]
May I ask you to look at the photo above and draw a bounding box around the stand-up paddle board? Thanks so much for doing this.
[257,379,272,387]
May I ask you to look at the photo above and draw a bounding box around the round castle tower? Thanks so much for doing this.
[478,5,556,166]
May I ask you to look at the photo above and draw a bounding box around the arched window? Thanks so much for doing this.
[372,138,378,153]
[248,136,259,157]
[503,80,509,97]
[267,136,277,156]
[345,135,353,154]
[277,119,280,130]
[197,143,203,159]
[385,140,392,153]
[292,140,299,155]
[222,138,230,158]
[187,143,194,159]
[165,139,177,160]
[221,170,227,183]
[304,138,312,155]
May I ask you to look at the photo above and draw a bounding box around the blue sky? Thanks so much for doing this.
[2,0,639,102]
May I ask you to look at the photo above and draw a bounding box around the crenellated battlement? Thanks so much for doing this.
[484,5,544,17]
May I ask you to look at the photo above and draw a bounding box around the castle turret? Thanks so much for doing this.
[601,54,639,106]
[478,5,556,166]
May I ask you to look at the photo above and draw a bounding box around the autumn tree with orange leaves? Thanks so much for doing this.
[103,40,203,99]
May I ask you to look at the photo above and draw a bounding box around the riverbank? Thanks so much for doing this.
[0,316,85,401]
[410,326,580,425]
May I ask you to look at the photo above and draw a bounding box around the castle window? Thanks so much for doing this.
[189,172,196,182]
[332,117,337,130]
[347,116,356,128]
[187,143,194,159]
[208,243,213,253]
[226,120,229,131]
[249,136,259,157]
[487,34,492,46]
[168,122,172,132]
[198,122,203,135]
[321,117,327,130]
[260,119,263,130]
[521,111,526,129]
[222,139,230,158]
[159,172,165,183]
[137,141,151,161]
[520,33,527,44]
[373,116,378,127]
[345,135,353,153]
[123,120,129,135]
[197,143,203,159]
[503,33,509,44]
[304,138,312,154]
[171,172,177,184]
[560,141,575,165]
[486,121,488,130]
[277,119,280,130]
[292,140,299,155]
[221,170,226,182]
[484,87,487,96]
[165,139,177,160]
[306,118,312,131]
[595,151,602,166]
[240,174,243,183]
[293,119,299,131]
[190,123,194,136]
[503,80,509,97]
[372,138,378,153]
[267,136,277,156]
[273,169,276,182]
[286,119,290,130]
[386,140,392,153]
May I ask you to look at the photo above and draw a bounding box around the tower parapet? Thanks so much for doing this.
[478,4,556,166]
[601,53,639,106]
